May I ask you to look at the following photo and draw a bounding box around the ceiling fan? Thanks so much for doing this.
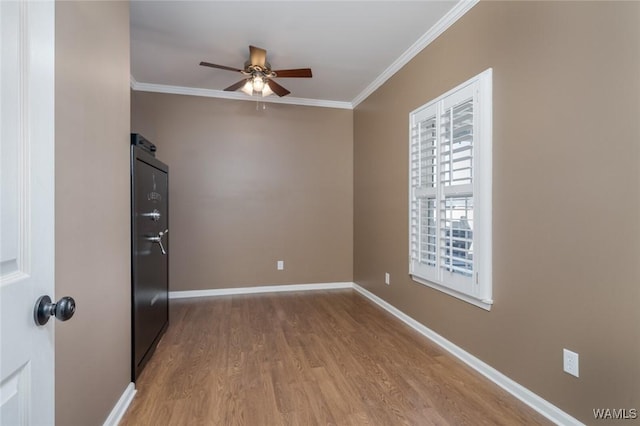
[200,45,312,98]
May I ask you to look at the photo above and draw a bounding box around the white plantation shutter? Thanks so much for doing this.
[409,69,493,310]
[410,106,438,282]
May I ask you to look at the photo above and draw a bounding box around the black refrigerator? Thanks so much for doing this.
[131,134,169,381]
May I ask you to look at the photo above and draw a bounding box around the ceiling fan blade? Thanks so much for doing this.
[224,79,249,92]
[200,61,242,73]
[249,45,267,67]
[266,80,290,97]
[273,68,313,78]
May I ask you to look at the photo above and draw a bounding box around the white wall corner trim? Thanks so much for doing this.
[351,283,584,426]
[351,0,480,108]
[130,81,353,110]
[169,282,353,299]
[130,74,138,89]
[102,382,136,426]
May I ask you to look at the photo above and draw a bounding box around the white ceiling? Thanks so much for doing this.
[130,1,473,108]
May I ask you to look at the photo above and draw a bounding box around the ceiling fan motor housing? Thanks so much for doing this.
[243,62,276,79]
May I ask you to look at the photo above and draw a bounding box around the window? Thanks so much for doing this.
[409,69,492,310]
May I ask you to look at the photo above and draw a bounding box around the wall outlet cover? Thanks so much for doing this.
[563,348,579,377]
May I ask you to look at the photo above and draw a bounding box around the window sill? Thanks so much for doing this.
[410,274,493,311]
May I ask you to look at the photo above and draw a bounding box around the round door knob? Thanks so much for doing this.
[34,295,76,326]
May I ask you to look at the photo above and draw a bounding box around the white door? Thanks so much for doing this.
[0,0,56,424]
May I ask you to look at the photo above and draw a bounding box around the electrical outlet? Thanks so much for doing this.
[385,272,390,285]
[563,349,579,377]
[277,260,284,271]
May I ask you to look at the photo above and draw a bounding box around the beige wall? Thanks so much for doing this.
[131,93,353,291]
[354,1,640,423]
[55,2,131,425]
[54,1,637,423]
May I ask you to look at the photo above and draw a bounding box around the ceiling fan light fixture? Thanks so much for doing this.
[241,74,274,97]
[201,45,311,98]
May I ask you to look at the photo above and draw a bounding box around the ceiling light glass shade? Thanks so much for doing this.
[262,83,273,97]
[239,75,273,97]
[241,80,253,95]
[252,76,264,92]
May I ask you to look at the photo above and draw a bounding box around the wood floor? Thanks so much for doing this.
[121,290,550,426]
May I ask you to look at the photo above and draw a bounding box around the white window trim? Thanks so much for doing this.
[408,68,493,311]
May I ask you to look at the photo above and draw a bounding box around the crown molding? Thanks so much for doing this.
[351,0,479,108]
[130,74,138,88]
[130,80,353,110]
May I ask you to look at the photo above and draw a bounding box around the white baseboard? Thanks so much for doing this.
[351,283,583,426]
[169,282,353,299]
[103,382,136,426]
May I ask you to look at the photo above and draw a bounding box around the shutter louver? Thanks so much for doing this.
[410,110,438,277]
[420,198,437,267]
[440,196,473,277]
[410,122,421,265]
[420,118,437,189]
[441,98,473,189]
[439,97,474,279]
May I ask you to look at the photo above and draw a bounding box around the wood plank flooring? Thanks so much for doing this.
[120,290,550,425]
